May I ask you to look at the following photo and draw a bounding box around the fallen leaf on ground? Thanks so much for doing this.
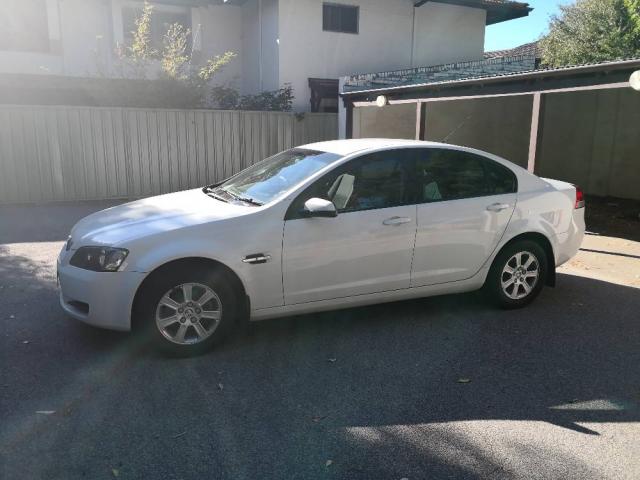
[112,468,119,477]
[457,378,471,384]
[218,383,224,391]
[327,358,337,363]
[325,460,333,467]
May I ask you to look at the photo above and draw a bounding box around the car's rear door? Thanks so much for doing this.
[410,148,517,287]
[282,149,416,305]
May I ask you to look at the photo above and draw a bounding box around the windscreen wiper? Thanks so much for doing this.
[207,192,229,203]
[211,187,263,206]
[236,196,264,206]
[203,186,230,203]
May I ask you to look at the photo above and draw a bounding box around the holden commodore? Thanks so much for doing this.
[57,139,585,355]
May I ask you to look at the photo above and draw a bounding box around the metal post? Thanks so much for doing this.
[527,93,543,173]
[345,102,354,139]
[415,102,426,140]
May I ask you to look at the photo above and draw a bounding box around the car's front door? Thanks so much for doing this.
[410,148,518,287]
[282,150,416,305]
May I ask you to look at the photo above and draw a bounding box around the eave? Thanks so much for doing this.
[415,0,532,25]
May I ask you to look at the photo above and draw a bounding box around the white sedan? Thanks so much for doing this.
[57,139,585,355]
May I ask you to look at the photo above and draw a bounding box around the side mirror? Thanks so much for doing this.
[302,198,338,218]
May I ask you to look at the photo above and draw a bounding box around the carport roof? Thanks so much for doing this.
[341,57,640,102]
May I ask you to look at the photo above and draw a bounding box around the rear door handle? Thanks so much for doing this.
[486,203,510,212]
[383,216,412,226]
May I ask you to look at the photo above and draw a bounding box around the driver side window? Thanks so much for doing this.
[286,150,412,219]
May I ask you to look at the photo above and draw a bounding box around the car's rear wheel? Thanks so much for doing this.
[140,265,238,356]
[485,240,547,309]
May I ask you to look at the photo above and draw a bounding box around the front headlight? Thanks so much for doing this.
[69,247,129,272]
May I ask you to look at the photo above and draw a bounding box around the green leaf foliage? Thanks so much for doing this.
[114,1,291,110]
[540,0,640,67]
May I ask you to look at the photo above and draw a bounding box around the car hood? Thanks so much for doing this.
[70,189,253,246]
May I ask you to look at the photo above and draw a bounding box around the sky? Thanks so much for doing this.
[484,0,574,52]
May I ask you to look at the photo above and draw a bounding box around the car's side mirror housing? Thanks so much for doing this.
[302,198,338,218]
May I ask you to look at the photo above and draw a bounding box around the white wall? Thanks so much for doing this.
[278,0,486,111]
[0,0,243,82]
[242,0,260,94]
[0,0,64,75]
[196,5,243,87]
[60,0,112,77]
[412,2,485,67]
[260,0,280,92]
[0,0,487,113]
[242,0,280,94]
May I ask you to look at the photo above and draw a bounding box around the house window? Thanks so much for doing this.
[122,3,192,53]
[0,0,50,53]
[323,3,359,34]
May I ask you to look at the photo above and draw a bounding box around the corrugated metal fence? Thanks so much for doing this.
[0,106,338,204]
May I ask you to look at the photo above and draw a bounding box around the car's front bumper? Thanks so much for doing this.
[57,250,146,332]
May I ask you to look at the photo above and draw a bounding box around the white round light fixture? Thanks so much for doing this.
[376,95,388,107]
[631,70,640,92]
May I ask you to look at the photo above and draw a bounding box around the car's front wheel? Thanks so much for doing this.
[140,265,238,356]
[485,240,547,309]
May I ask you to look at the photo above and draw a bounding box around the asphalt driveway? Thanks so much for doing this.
[1,201,639,480]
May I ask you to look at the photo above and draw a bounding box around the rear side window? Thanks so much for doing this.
[413,149,516,203]
[483,157,518,195]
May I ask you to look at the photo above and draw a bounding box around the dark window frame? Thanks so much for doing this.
[322,3,360,35]
[409,148,518,205]
[285,149,413,220]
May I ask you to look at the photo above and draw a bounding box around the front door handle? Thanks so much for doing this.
[486,203,510,212]
[383,216,412,226]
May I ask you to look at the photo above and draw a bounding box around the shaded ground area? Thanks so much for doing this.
[1,201,639,480]
[585,195,640,242]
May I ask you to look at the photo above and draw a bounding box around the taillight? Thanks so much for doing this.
[575,185,585,209]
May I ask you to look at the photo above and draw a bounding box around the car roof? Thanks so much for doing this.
[301,138,453,156]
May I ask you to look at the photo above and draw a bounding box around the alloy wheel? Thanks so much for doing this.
[155,283,222,345]
[501,251,540,300]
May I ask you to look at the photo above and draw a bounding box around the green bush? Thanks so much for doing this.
[211,84,294,112]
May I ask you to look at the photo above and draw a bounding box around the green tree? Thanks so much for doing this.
[625,0,640,37]
[117,1,236,105]
[113,0,293,110]
[159,23,236,84]
[128,0,156,61]
[540,0,640,67]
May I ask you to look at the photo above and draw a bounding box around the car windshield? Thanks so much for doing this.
[211,148,341,205]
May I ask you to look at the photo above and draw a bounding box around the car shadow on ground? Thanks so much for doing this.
[57,272,639,478]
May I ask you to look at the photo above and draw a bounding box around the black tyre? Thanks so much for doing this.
[139,264,239,356]
[485,240,547,309]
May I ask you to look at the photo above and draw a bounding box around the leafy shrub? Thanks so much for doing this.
[211,84,294,112]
